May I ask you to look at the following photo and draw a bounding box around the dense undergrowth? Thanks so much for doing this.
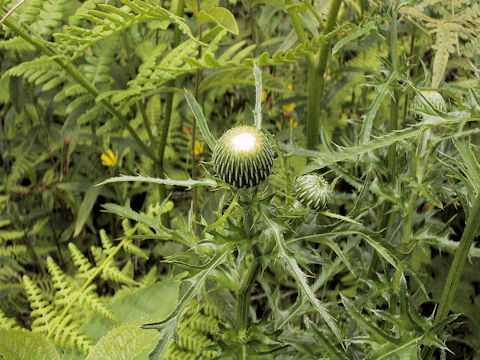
[0,0,479,359]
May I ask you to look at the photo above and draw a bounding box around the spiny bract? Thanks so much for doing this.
[212,126,274,188]
[294,173,332,210]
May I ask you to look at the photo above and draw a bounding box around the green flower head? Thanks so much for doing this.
[294,173,332,210]
[212,126,274,188]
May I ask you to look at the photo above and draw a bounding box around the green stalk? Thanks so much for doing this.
[157,0,185,201]
[2,16,155,162]
[237,244,261,339]
[306,0,342,149]
[424,192,480,360]
[237,198,261,341]
[387,4,399,178]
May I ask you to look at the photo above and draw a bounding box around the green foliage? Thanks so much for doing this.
[0,328,61,360]
[1,0,480,358]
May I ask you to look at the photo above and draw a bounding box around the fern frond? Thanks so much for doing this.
[2,56,65,91]
[0,229,25,243]
[47,257,115,321]
[0,220,11,228]
[50,313,93,354]
[430,22,464,88]
[22,275,57,333]
[139,266,157,286]
[80,43,117,86]
[46,257,75,307]
[99,229,114,255]
[0,308,18,329]
[102,262,139,286]
[0,37,35,52]
[123,240,149,259]
[68,243,93,278]
[106,31,340,104]
[30,0,68,37]
[53,1,197,60]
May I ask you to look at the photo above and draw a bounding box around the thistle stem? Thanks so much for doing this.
[305,0,342,149]
[237,198,261,339]
[423,192,480,360]
[237,243,261,338]
[387,4,399,179]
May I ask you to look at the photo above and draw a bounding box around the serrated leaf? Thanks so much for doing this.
[97,174,217,188]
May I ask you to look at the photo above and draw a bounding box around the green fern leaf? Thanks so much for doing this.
[0,308,18,329]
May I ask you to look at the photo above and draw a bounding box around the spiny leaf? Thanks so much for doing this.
[97,174,218,188]
[263,213,343,343]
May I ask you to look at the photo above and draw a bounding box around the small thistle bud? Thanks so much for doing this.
[212,126,274,188]
[412,90,446,116]
[294,174,332,210]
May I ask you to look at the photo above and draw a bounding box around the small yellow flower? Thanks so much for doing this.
[289,118,298,128]
[282,102,296,115]
[287,84,294,91]
[101,149,118,167]
[194,140,204,155]
[261,90,267,103]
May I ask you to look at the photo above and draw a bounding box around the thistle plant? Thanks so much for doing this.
[1,1,480,359]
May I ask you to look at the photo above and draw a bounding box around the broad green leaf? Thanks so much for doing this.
[198,7,239,35]
[0,328,61,360]
[83,281,180,342]
[86,324,159,360]
[74,184,101,237]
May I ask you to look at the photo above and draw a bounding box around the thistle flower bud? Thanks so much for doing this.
[294,173,332,210]
[212,126,274,188]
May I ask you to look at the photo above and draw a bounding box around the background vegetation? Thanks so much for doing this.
[0,0,479,359]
